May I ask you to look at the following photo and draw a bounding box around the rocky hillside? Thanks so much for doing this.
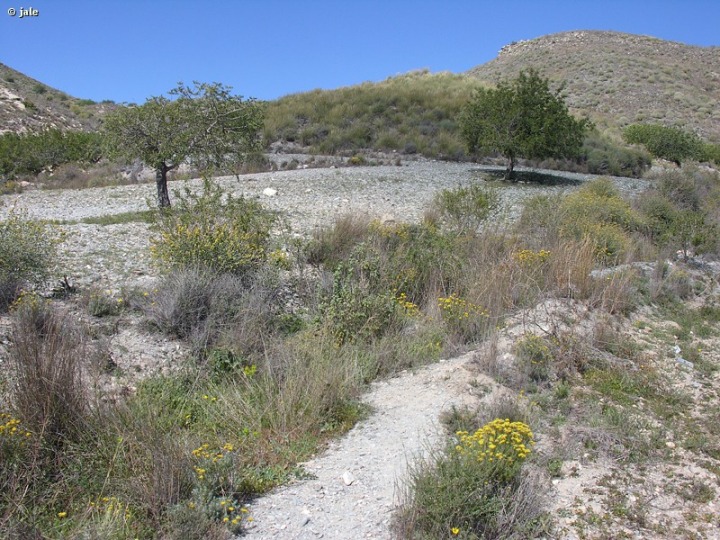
[467,31,720,141]
[0,63,111,134]
[3,30,719,148]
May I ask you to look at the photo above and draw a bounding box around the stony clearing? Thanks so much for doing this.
[2,159,718,539]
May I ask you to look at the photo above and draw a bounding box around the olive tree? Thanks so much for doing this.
[103,82,263,207]
[460,69,591,180]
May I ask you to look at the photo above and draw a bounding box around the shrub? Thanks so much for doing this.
[557,179,642,263]
[147,268,280,359]
[581,131,651,178]
[394,418,545,539]
[84,288,124,317]
[433,183,499,233]
[515,334,553,382]
[623,123,703,166]
[306,213,372,268]
[309,215,466,309]
[700,142,720,165]
[0,129,103,179]
[9,294,88,447]
[637,166,720,256]
[321,258,400,345]
[0,210,61,310]
[150,177,275,277]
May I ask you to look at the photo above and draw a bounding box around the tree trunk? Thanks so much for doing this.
[505,155,516,181]
[155,164,171,208]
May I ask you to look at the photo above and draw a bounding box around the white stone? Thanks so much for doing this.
[263,187,277,197]
[342,470,355,486]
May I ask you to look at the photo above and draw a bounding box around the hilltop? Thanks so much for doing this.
[468,30,720,141]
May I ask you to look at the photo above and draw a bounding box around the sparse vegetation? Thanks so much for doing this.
[2,31,720,539]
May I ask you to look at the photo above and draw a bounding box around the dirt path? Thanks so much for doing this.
[243,352,486,539]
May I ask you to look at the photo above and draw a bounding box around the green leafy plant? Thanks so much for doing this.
[150,177,275,276]
[433,183,499,232]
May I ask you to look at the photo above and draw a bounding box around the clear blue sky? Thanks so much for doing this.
[1,1,718,104]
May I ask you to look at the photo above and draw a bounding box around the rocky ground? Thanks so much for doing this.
[2,159,718,539]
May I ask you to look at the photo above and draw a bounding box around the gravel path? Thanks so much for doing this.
[242,352,485,540]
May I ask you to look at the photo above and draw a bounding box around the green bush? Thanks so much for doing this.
[433,183,499,233]
[150,178,275,276]
[0,129,103,179]
[395,419,545,539]
[0,210,61,310]
[638,166,720,256]
[515,334,553,382]
[700,142,720,165]
[321,257,400,345]
[581,132,651,177]
[557,178,643,263]
[623,123,703,166]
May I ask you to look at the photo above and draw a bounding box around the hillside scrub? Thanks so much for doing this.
[2,170,719,538]
[264,70,481,159]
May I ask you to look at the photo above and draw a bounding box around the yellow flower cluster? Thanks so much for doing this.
[438,294,488,321]
[192,441,236,479]
[513,249,551,266]
[395,292,420,317]
[152,222,267,274]
[269,248,291,270]
[456,418,534,465]
[9,290,45,312]
[87,495,132,522]
[218,499,250,527]
[0,413,32,440]
[370,220,410,240]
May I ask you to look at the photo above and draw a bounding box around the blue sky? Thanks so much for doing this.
[1,1,718,104]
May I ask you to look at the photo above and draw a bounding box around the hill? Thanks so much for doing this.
[467,30,720,141]
[2,30,718,158]
[264,70,482,159]
[0,63,111,134]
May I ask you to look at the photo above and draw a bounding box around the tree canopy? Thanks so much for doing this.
[622,123,703,166]
[103,82,264,207]
[460,69,591,179]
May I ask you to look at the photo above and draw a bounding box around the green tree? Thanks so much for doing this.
[460,70,591,180]
[623,123,703,166]
[103,82,263,207]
